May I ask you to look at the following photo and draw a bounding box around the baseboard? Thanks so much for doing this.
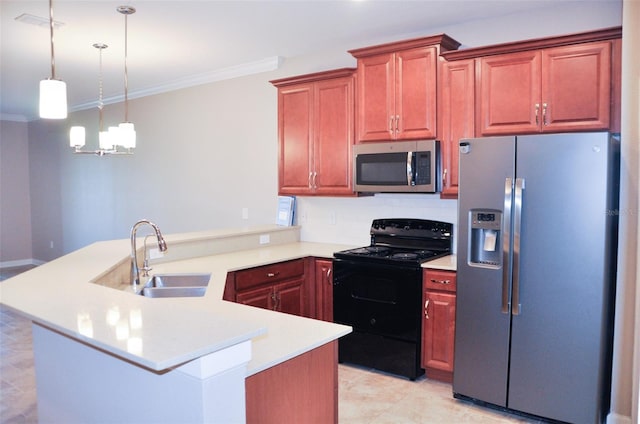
[0,258,46,268]
[607,412,632,424]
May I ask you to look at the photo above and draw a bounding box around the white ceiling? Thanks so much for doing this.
[1,0,568,121]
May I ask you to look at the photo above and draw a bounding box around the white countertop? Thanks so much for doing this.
[0,225,353,375]
[422,254,457,271]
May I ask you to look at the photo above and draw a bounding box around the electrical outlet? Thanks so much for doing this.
[50,241,54,249]
[259,234,270,244]
[242,208,249,220]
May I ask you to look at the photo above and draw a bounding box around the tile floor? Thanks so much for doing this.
[1,265,537,423]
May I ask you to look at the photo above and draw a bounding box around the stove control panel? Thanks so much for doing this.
[371,219,452,237]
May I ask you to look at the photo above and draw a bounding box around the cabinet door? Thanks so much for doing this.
[278,84,313,195]
[541,41,611,132]
[356,53,395,141]
[422,290,456,375]
[395,46,437,140]
[236,285,275,310]
[314,77,354,195]
[478,51,541,135]
[314,259,333,322]
[438,59,475,199]
[275,278,306,316]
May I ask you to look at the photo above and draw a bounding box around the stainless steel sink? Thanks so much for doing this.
[139,273,211,298]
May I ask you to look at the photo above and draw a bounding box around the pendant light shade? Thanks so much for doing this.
[39,0,67,119]
[40,79,67,119]
[118,122,136,149]
[69,125,85,147]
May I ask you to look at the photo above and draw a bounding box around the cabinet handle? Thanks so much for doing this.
[266,272,280,278]
[326,267,332,284]
[308,172,313,189]
[312,171,318,189]
[430,278,451,285]
[395,115,400,133]
[442,169,447,187]
[534,103,540,125]
[389,116,394,134]
[424,299,430,319]
[542,103,548,126]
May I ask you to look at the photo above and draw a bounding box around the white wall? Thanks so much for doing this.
[0,120,33,265]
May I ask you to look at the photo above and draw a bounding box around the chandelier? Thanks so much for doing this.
[69,6,137,155]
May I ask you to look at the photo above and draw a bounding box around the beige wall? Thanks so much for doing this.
[0,120,33,264]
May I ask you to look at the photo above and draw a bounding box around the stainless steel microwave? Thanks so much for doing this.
[353,140,440,193]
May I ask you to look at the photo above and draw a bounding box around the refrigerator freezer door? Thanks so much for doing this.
[507,132,615,423]
[453,136,515,406]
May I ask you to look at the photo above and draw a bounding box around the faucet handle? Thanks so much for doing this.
[141,262,152,277]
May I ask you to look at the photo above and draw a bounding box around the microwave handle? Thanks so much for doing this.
[406,152,413,186]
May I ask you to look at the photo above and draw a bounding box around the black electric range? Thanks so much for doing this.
[332,218,453,380]
[334,218,453,267]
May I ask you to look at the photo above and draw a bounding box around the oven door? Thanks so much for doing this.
[333,259,424,379]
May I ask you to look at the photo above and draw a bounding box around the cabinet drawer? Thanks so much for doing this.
[235,259,305,291]
[423,269,457,293]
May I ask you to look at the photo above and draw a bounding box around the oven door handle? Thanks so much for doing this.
[351,294,397,305]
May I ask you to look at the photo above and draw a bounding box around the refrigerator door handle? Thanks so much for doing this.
[512,178,524,316]
[502,178,513,314]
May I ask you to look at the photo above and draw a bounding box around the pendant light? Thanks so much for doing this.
[117,5,136,150]
[70,43,131,156]
[39,0,67,119]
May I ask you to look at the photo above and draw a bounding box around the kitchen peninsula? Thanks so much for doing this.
[0,225,352,423]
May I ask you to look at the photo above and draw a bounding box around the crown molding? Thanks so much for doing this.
[70,56,283,113]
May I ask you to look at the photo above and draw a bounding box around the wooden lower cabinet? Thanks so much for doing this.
[245,341,338,423]
[314,258,333,322]
[422,269,457,383]
[226,259,313,318]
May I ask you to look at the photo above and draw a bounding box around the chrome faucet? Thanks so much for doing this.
[130,219,168,286]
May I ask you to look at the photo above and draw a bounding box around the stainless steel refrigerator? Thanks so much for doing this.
[453,132,619,423]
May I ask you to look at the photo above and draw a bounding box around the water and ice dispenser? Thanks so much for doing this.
[468,210,502,267]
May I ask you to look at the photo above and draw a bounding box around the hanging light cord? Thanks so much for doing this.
[123,11,129,122]
[48,0,56,79]
[96,44,106,132]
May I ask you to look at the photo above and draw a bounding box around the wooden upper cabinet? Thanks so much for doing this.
[441,27,621,137]
[438,58,475,199]
[477,40,613,135]
[350,35,461,142]
[356,53,395,141]
[277,84,314,194]
[271,69,356,196]
[313,77,355,195]
[396,47,438,140]
[541,42,611,131]
[479,50,541,135]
